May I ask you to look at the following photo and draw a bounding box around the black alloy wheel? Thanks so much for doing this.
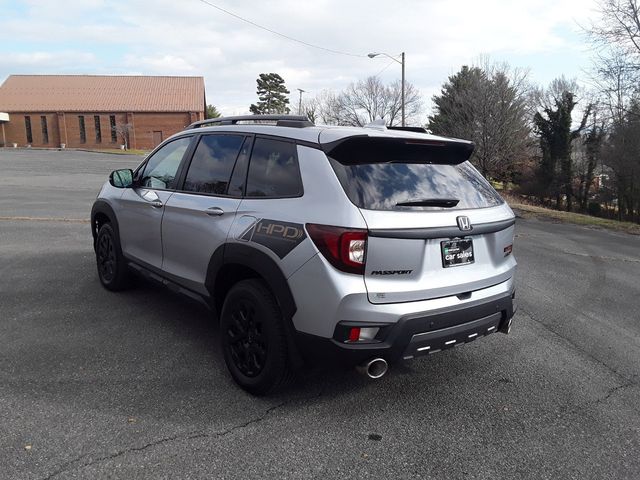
[226,299,267,377]
[95,223,130,291]
[220,279,292,395]
[97,228,116,283]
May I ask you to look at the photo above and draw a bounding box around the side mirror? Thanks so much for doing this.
[109,169,134,188]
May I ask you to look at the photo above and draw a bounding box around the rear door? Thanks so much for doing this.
[160,133,250,294]
[326,136,517,304]
[231,136,311,278]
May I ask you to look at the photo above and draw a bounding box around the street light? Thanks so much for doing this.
[297,88,306,115]
[368,52,405,127]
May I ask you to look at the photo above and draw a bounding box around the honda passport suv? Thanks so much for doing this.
[91,115,517,395]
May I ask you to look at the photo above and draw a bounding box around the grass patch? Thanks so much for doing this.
[83,148,149,156]
[503,194,640,235]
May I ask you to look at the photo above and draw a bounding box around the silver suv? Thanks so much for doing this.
[91,115,517,395]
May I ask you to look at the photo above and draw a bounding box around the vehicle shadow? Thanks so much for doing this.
[5,248,510,430]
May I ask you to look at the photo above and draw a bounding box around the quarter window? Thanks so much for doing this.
[183,135,245,195]
[246,138,302,197]
[140,136,191,190]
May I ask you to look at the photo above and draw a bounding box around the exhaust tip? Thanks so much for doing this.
[357,358,388,379]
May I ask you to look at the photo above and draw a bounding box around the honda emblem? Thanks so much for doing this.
[457,216,472,231]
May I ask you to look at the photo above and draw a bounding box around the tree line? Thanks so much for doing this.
[204,0,640,224]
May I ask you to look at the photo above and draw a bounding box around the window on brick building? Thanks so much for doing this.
[109,115,117,142]
[79,116,86,143]
[94,115,101,143]
[40,116,49,144]
[24,116,33,144]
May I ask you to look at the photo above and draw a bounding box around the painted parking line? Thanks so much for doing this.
[0,216,89,223]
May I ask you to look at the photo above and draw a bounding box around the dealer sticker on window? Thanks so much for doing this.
[441,239,474,268]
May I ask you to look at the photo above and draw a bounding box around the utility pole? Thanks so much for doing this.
[401,52,405,127]
[297,88,306,115]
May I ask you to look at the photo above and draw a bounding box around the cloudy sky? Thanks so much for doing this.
[0,0,601,120]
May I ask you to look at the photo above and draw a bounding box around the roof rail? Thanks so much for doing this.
[186,115,314,130]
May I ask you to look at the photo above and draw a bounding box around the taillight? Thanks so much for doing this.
[305,224,367,274]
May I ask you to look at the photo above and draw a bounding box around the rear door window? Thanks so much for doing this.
[329,159,504,211]
[183,134,245,195]
[246,138,303,198]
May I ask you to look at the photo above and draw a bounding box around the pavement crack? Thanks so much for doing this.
[41,400,289,480]
[518,304,632,384]
[0,216,89,223]
[557,249,640,263]
[595,381,637,405]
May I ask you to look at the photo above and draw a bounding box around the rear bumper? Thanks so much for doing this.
[295,288,516,368]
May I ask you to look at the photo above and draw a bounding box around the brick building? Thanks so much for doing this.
[0,75,205,150]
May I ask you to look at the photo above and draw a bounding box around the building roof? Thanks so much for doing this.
[0,75,205,113]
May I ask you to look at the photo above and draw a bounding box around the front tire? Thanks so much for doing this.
[95,223,130,291]
[220,279,292,395]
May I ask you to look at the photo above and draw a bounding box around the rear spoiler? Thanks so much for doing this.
[322,135,474,165]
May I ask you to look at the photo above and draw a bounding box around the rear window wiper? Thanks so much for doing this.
[396,198,459,208]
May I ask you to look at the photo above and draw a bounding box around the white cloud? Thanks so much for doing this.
[1,0,601,116]
[2,51,97,70]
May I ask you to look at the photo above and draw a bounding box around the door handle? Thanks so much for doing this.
[205,207,224,216]
[150,200,163,208]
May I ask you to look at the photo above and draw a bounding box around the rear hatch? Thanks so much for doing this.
[323,131,516,304]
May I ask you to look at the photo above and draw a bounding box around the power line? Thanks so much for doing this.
[374,60,396,77]
[197,0,366,58]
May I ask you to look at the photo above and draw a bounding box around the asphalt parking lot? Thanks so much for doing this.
[1,149,639,480]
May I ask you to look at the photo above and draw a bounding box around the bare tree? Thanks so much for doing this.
[302,79,422,127]
[574,107,606,211]
[601,102,640,221]
[587,0,640,56]
[585,0,640,221]
[308,89,346,125]
[474,64,532,181]
[335,76,422,127]
[588,49,639,124]
[113,123,132,150]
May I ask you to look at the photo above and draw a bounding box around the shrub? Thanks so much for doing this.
[587,201,602,216]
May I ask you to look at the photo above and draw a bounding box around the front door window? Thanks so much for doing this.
[140,136,191,189]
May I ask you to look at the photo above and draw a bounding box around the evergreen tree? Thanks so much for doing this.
[249,73,290,114]
[428,66,485,142]
[206,104,221,119]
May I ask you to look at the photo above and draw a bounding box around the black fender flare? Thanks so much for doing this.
[205,243,297,319]
[206,243,303,368]
[90,200,120,251]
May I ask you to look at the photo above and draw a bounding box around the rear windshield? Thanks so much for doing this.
[329,159,504,211]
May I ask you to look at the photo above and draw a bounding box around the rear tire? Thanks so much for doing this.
[220,279,292,395]
[95,223,130,291]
